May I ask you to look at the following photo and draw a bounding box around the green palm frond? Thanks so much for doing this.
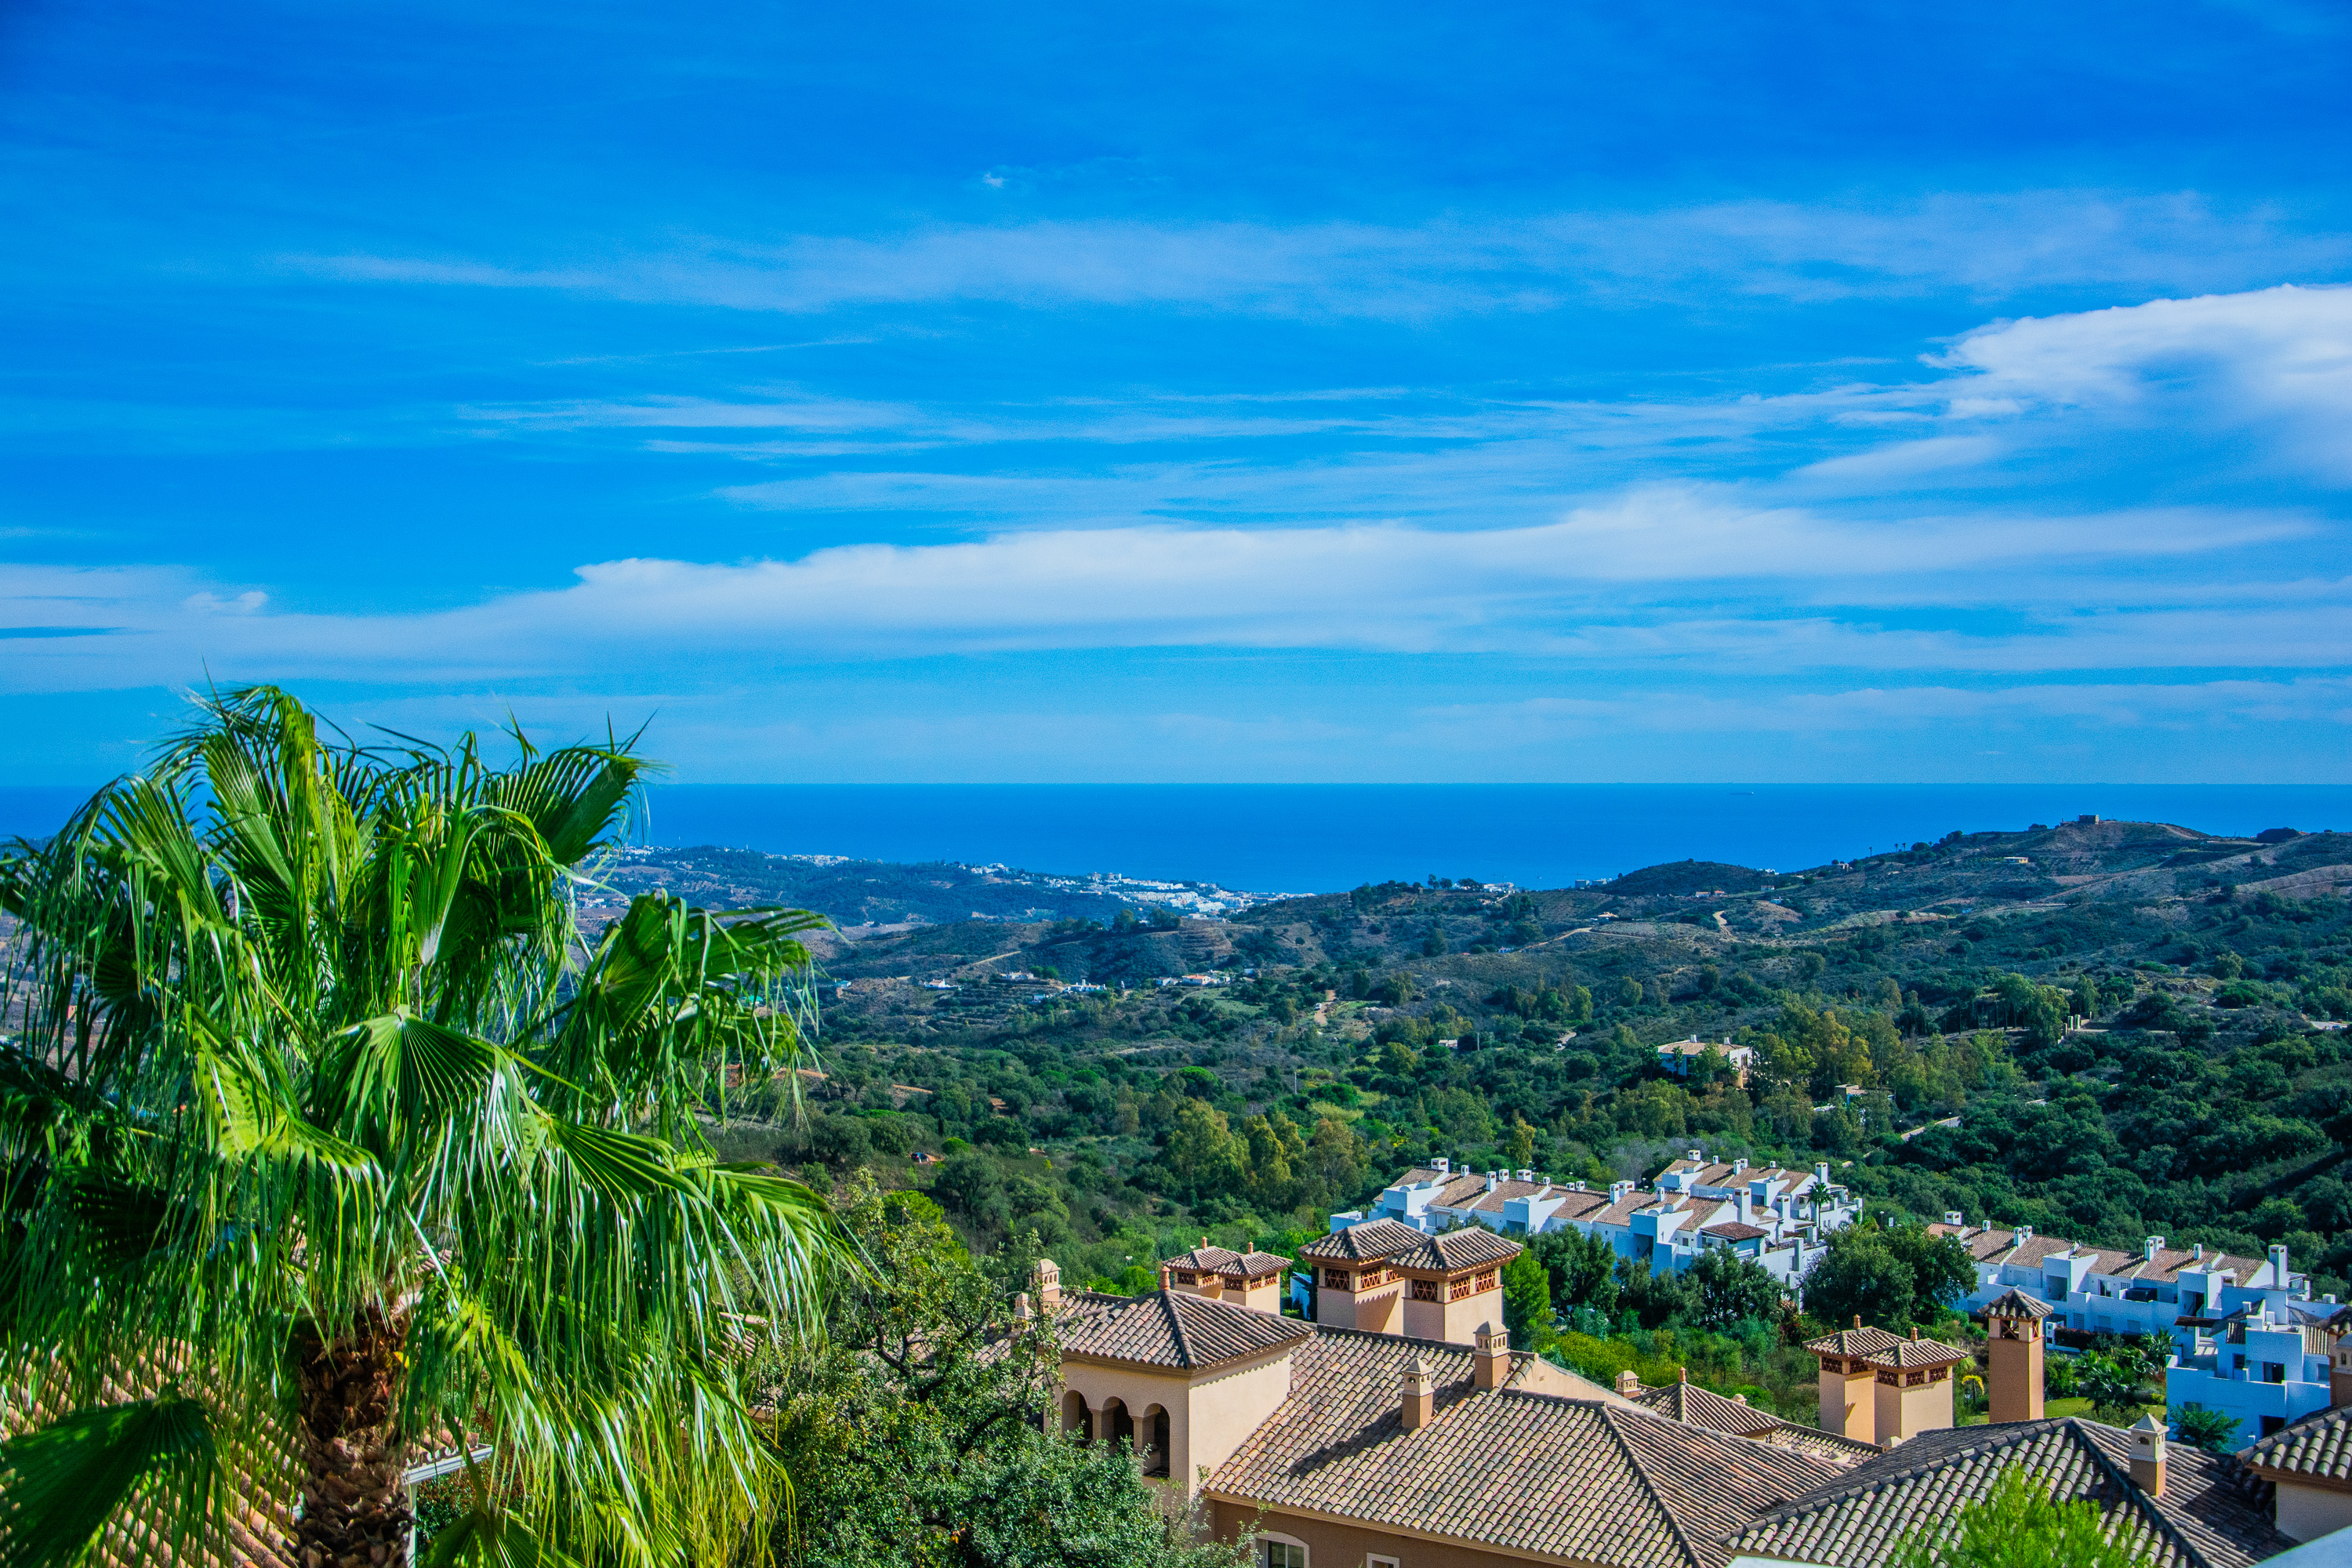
[0,1397,223,1568]
[0,685,844,1566]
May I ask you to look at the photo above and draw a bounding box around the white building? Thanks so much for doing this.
[1930,1217,2336,1442]
[1657,1037,1758,1083]
[1330,1152,1860,1293]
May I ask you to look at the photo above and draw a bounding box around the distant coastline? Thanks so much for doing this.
[7,781,2349,898]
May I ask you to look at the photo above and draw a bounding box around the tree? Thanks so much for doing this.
[1161,1099,1247,1202]
[764,1179,1243,1568]
[1686,1250,1790,1330]
[1802,1222,1973,1330]
[0,687,842,1568]
[935,1149,1013,1231]
[1889,1467,2154,1568]
[1802,1229,1917,1328]
[1501,1251,1552,1349]
[2172,1403,2244,1454]
[1530,1228,1621,1319]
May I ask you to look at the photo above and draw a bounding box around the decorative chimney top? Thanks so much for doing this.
[1616,1369,1642,1396]
[1401,1354,1436,1432]
[1944,1210,1965,1227]
[2129,1413,2168,1498]
[2145,1236,2165,1261]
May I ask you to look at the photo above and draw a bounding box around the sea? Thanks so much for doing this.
[3,782,2346,898]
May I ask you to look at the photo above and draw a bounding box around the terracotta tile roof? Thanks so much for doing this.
[1628,1382,1881,1468]
[1982,1287,2054,1319]
[1448,1179,1551,1214]
[1298,1218,1428,1261]
[1726,1417,2288,1568]
[1163,1243,1290,1276]
[1805,1326,1907,1359]
[1546,1189,1614,1221]
[1630,1380,1780,1438]
[1590,1195,1657,1228]
[1206,1327,1843,1568]
[1056,1289,1311,1371]
[2244,1404,2352,1486]
[1871,1334,1969,1369]
[1703,1222,1769,1242]
[1388,1227,1521,1272]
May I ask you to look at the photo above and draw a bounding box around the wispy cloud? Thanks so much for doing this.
[280,194,2352,320]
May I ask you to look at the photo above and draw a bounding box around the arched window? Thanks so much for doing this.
[1258,1533,1308,1568]
[1061,1389,1091,1441]
[1141,1404,1171,1478]
[1103,1397,1134,1452]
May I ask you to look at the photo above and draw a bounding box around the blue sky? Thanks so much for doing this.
[5,0,2350,782]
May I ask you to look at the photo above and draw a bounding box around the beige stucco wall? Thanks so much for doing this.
[1985,1336,2041,1424]
[1320,1281,1403,1334]
[1059,1360,1191,1475]
[1181,1352,1301,1494]
[1234,1278,1285,1313]
[1820,1368,1875,1441]
[1209,1500,1578,1567]
[1508,1356,1633,1405]
[1399,1281,1501,1345]
[1874,1371,1952,1444]
[1061,1348,1299,1497]
[2274,1479,2352,1544]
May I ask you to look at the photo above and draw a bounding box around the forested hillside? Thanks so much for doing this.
[686,817,2352,1315]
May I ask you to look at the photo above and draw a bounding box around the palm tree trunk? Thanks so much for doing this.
[295,1307,413,1568]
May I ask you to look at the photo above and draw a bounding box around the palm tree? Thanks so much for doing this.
[0,687,841,1568]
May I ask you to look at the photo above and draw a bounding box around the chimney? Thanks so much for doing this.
[1615,1369,1642,1396]
[1733,1157,1749,1175]
[1516,1167,1535,1182]
[2129,1414,2167,1497]
[1853,1315,1863,1329]
[1944,1210,1965,1227]
[1737,1191,1754,1225]
[1610,1180,1635,1204]
[1910,1326,1921,1341]
[1815,1161,1831,1186]
[1401,1356,1435,1431]
[1035,1258,1062,1311]
[2145,1236,2165,1263]
[1432,1156,1450,1174]
[2271,1243,2292,1287]
[1485,1172,1499,1193]
[1686,1149,1703,1163]
[1474,1322,1510,1390]
[2013,1225,2033,1249]
[1014,1291,1035,1319]
[2193,1243,2204,1261]
[1985,1294,2046,1422]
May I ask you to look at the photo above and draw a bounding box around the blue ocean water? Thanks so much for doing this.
[5,783,2347,896]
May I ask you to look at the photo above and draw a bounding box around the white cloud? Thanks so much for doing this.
[278,193,2352,321]
[1933,283,2352,477]
[0,489,2328,693]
